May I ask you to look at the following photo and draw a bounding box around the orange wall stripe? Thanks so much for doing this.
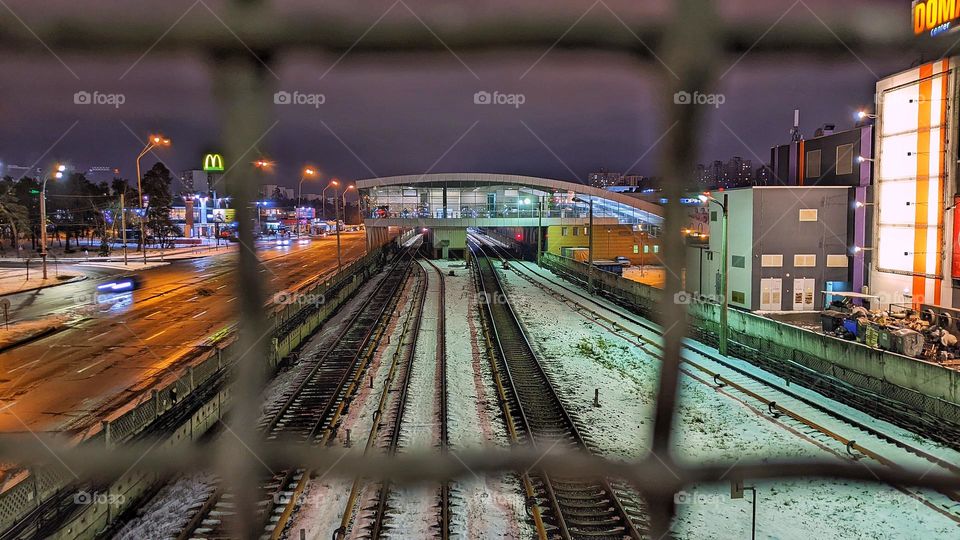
[914,63,933,308]
[935,60,948,306]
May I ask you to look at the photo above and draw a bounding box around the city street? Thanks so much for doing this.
[0,233,366,434]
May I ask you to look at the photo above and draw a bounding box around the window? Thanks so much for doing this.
[643,245,650,254]
[805,149,821,178]
[653,245,660,253]
[561,227,567,237]
[836,143,854,175]
[731,255,746,268]
[584,227,589,236]
[732,291,746,304]
[633,245,639,254]
[761,254,783,267]
[710,211,718,222]
[794,254,817,267]
[826,254,848,268]
[573,227,578,236]
[799,209,818,222]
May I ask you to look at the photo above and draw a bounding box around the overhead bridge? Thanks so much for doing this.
[357,173,664,260]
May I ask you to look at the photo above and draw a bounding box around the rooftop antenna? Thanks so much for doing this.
[790,109,804,142]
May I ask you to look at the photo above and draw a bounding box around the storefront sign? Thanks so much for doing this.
[203,153,225,172]
[914,0,960,36]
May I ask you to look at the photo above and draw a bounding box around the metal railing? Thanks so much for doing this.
[1,1,959,539]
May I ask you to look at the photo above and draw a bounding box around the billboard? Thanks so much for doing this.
[875,59,952,306]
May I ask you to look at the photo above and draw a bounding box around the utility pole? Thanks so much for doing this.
[121,193,128,266]
[536,196,543,266]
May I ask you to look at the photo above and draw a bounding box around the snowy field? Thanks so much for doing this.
[499,263,960,539]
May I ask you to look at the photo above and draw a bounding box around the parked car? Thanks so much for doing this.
[614,256,631,267]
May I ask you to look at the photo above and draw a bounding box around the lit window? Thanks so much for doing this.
[633,244,639,254]
[799,209,818,222]
[643,245,650,253]
[761,254,783,267]
[794,254,817,267]
[653,245,659,253]
[826,254,848,268]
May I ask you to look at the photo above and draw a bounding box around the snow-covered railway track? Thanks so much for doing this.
[174,249,418,540]
[482,240,960,523]
[471,241,646,540]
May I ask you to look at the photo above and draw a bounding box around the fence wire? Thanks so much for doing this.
[1,1,959,539]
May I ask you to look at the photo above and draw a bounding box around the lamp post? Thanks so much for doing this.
[253,159,274,237]
[296,166,317,236]
[572,196,594,291]
[40,164,65,280]
[135,134,171,263]
[336,184,355,273]
[536,195,544,266]
[322,179,339,221]
[700,192,729,356]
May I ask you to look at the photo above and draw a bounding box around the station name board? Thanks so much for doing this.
[914,0,960,36]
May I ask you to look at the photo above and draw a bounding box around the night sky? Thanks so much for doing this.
[0,0,926,191]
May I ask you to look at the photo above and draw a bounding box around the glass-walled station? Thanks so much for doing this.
[361,177,661,228]
[356,174,665,258]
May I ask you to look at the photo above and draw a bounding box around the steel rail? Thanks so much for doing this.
[480,240,960,521]
[470,240,643,540]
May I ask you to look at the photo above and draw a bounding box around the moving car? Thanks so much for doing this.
[614,256,631,267]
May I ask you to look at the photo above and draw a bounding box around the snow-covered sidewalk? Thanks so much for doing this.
[0,268,82,297]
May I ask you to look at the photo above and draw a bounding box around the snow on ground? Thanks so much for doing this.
[498,265,960,540]
[386,261,442,538]
[0,315,69,350]
[113,472,217,540]
[434,260,531,540]
[289,269,418,539]
[0,268,80,296]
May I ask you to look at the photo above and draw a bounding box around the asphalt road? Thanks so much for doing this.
[0,232,367,434]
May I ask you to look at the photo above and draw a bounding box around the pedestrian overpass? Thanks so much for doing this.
[357,173,665,259]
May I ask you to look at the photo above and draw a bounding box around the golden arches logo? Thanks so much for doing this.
[203,153,225,172]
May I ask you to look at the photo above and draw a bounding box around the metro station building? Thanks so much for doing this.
[356,173,664,261]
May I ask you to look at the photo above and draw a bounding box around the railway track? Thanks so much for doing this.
[470,241,645,540]
[336,258,451,539]
[473,235,960,522]
[174,248,418,539]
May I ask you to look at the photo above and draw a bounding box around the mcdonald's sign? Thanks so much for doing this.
[203,153,225,172]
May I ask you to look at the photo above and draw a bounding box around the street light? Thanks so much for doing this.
[335,184,355,273]
[699,192,729,357]
[322,179,340,221]
[857,155,874,164]
[135,133,171,262]
[296,166,318,236]
[39,163,66,279]
[572,196,594,291]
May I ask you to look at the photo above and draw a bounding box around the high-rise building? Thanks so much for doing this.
[588,170,623,188]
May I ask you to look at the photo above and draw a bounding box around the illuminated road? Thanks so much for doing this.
[0,233,367,434]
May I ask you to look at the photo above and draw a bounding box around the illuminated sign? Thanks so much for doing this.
[203,153,225,172]
[913,0,960,36]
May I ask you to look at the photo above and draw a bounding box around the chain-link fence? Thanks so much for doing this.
[2,1,960,538]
